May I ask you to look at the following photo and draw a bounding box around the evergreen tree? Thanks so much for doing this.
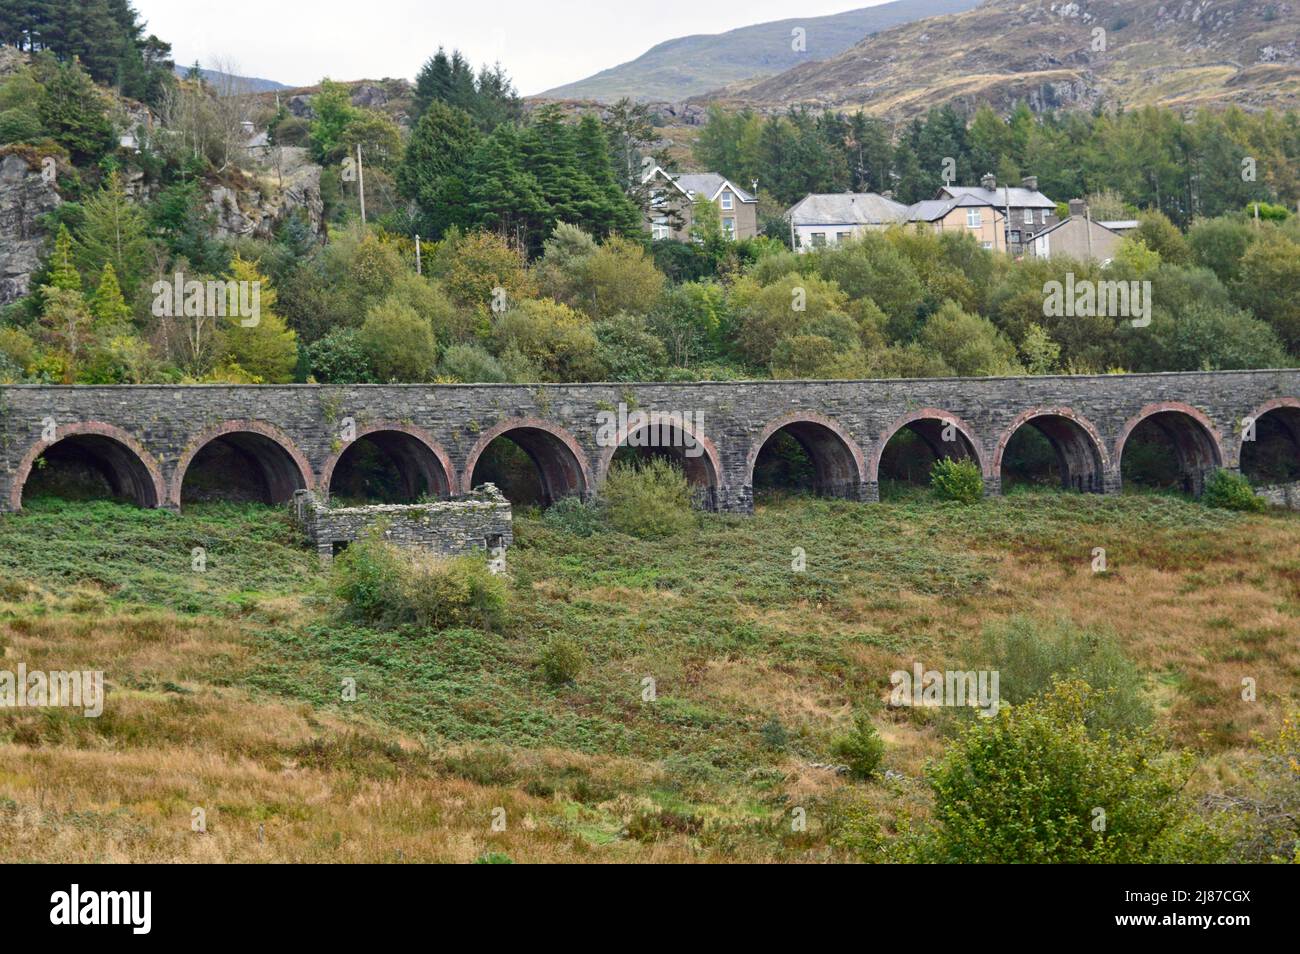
[573,114,643,237]
[89,261,131,326]
[33,53,113,163]
[465,123,547,247]
[396,101,479,239]
[75,170,153,297]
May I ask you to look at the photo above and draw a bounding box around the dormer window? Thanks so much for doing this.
[720,190,734,210]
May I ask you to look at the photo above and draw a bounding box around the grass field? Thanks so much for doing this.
[0,491,1297,862]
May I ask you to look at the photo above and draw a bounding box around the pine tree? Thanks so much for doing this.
[75,170,153,297]
[396,101,479,239]
[574,114,642,237]
[218,256,298,384]
[90,261,131,326]
[33,53,114,163]
[465,123,547,247]
[47,224,82,292]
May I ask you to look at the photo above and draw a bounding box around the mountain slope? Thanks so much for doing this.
[174,66,292,93]
[710,0,1300,116]
[538,0,981,102]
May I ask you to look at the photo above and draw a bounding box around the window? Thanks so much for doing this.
[720,190,734,210]
[1023,208,1033,224]
[966,208,982,228]
[836,232,852,245]
[1009,230,1021,244]
[651,216,671,241]
[722,216,736,238]
[811,232,827,247]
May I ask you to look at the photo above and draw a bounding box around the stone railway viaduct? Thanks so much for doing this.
[2,370,1299,513]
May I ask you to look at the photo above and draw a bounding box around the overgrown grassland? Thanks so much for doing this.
[0,493,1296,862]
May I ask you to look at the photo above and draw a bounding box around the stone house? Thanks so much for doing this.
[1029,200,1124,262]
[937,174,1058,256]
[643,166,758,241]
[786,192,909,251]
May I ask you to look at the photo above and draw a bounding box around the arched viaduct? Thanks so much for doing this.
[2,370,1298,513]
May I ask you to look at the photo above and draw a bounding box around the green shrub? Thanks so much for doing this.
[1202,468,1266,512]
[831,711,885,780]
[334,539,507,631]
[541,495,606,536]
[602,457,693,539]
[927,680,1221,863]
[539,635,585,686]
[930,457,985,504]
[979,618,1153,736]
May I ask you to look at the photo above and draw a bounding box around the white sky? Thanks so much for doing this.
[132,0,882,95]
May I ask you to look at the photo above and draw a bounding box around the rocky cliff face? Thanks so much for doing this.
[0,152,62,306]
[206,146,324,240]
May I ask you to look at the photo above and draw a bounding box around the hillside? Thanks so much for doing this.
[173,66,292,93]
[0,492,1296,861]
[537,0,981,102]
[709,0,1300,117]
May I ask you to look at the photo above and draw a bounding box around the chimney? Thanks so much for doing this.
[980,173,996,191]
[1021,175,1038,192]
[882,190,895,200]
[1068,198,1087,218]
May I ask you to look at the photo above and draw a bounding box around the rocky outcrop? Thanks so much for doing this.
[206,146,324,240]
[0,152,62,306]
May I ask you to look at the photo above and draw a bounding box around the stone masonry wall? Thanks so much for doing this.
[2,370,1299,513]
[293,485,513,564]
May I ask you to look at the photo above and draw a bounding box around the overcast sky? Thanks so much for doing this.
[132,0,881,95]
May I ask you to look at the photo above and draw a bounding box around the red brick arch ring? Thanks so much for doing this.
[1236,397,1300,471]
[169,420,314,508]
[869,408,988,483]
[1112,401,1224,482]
[744,411,866,498]
[593,411,722,491]
[9,421,166,511]
[319,421,455,501]
[992,406,1111,493]
[461,417,593,503]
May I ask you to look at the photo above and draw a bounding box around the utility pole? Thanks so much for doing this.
[356,143,367,225]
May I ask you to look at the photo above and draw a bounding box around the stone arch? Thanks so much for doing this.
[869,408,988,484]
[1237,396,1300,481]
[320,421,453,502]
[745,411,866,499]
[993,406,1110,493]
[10,421,164,510]
[462,417,591,504]
[170,420,313,507]
[1114,401,1224,495]
[595,413,722,512]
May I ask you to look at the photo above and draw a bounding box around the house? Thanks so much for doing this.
[786,192,909,251]
[643,166,758,241]
[906,193,1008,252]
[937,174,1058,256]
[1029,199,1124,262]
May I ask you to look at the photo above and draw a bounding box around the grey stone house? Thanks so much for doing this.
[643,166,759,241]
[938,174,1058,256]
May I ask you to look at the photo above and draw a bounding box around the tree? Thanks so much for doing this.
[217,256,298,383]
[396,101,479,239]
[1234,234,1300,352]
[927,681,1219,863]
[75,170,153,297]
[309,79,358,164]
[89,262,130,325]
[492,298,603,382]
[465,122,547,245]
[357,297,439,382]
[917,300,1022,376]
[33,53,113,163]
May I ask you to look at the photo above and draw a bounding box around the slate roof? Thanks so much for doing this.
[787,192,909,225]
[655,169,756,203]
[939,184,1057,209]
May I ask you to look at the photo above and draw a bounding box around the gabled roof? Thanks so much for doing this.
[645,166,756,204]
[1032,216,1122,241]
[786,192,909,226]
[939,184,1057,209]
[906,193,1002,222]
